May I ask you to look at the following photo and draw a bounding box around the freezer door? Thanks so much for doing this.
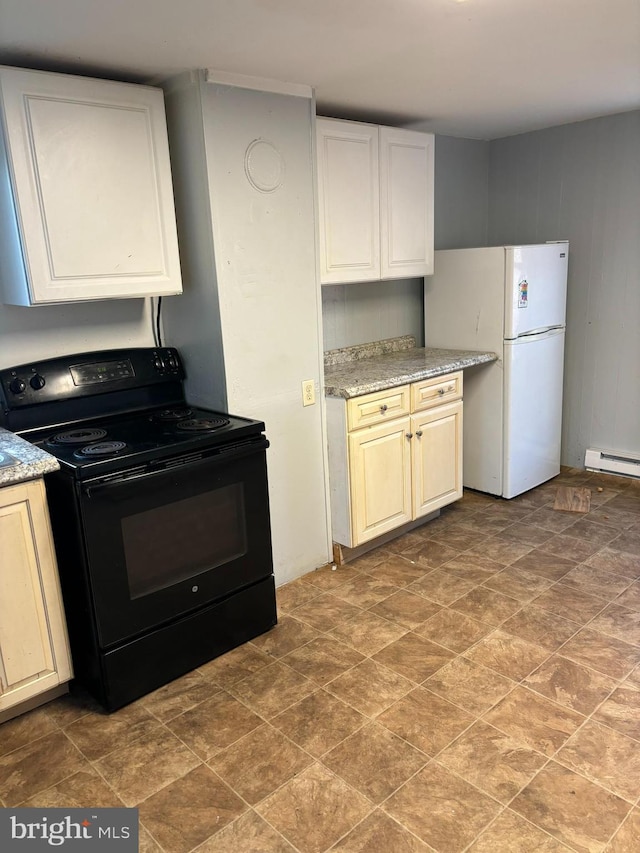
[503,327,565,498]
[504,243,568,339]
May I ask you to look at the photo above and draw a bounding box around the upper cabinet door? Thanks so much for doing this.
[379,127,434,279]
[0,66,182,304]
[316,118,380,284]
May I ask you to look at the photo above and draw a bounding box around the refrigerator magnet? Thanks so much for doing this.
[518,279,528,308]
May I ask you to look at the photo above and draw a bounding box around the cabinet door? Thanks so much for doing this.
[412,401,462,518]
[0,480,72,712]
[349,418,412,546]
[0,66,182,304]
[316,118,380,284]
[379,127,434,279]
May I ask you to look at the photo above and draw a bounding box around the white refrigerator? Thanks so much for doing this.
[424,242,569,498]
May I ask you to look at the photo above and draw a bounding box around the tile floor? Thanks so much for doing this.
[1,469,640,852]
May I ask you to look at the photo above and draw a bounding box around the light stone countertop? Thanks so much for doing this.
[324,337,498,399]
[0,428,59,486]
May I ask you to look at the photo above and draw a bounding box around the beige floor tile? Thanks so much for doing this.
[256,763,371,853]
[407,569,477,604]
[227,660,316,719]
[559,628,640,679]
[524,654,618,715]
[383,762,501,851]
[43,687,103,727]
[414,607,493,652]
[590,603,640,646]
[466,537,534,566]
[330,810,434,852]
[95,726,201,806]
[468,808,577,852]
[208,724,313,804]
[501,605,581,651]
[301,563,362,591]
[556,720,640,802]
[509,550,577,582]
[484,686,584,757]
[559,565,633,601]
[368,589,441,630]
[593,686,640,740]
[497,523,555,548]
[533,582,609,624]
[426,523,489,552]
[138,764,246,853]
[139,825,164,853]
[378,686,475,755]
[441,552,505,581]
[527,506,583,533]
[322,721,427,803]
[564,518,621,547]
[463,629,550,680]
[397,538,461,570]
[63,702,161,761]
[166,690,263,759]
[586,547,640,580]
[282,636,364,685]
[250,615,320,658]
[197,810,297,852]
[328,609,408,655]
[605,808,640,853]
[197,644,273,688]
[0,731,86,806]
[482,566,556,602]
[21,766,123,808]
[424,653,514,716]
[140,670,220,722]
[325,659,413,717]
[372,632,454,683]
[610,530,640,556]
[290,592,363,631]
[276,577,322,612]
[271,690,366,757]
[0,706,58,757]
[614,581,640,610]
[438,720,547,803]
[540,533,603,562]
[331,573,401,608]
[511,761,631,852]
[366,554,430,586]
[449,587,523,625]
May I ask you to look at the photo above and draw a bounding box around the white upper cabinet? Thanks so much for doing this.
[0,66,183,305]
[316,117,434,284]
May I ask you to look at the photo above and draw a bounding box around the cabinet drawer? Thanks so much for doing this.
[347,386,410,430]
[411,372,462,412]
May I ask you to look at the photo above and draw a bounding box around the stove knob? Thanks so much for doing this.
[153,353,165,371]
[30,374,46,390]
[9,377,26,394]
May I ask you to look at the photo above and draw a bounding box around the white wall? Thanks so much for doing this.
[321,134,490,351]
[162,72,330,586]
[488,110,640,468]
[0,298,155,369]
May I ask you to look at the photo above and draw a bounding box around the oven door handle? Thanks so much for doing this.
[81,436,269,497]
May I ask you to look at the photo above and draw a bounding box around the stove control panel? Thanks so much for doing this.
[0,347,185,415]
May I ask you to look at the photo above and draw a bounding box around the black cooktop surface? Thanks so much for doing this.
[29,406,265,478]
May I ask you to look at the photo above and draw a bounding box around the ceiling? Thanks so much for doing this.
[0,0,638,139]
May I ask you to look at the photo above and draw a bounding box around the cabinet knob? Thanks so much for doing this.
[438,388,445,395]
[416,430,423,438]
[380,404,388,412]
[406,432,413,439]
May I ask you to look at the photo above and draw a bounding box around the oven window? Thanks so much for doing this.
[121,484,248,599]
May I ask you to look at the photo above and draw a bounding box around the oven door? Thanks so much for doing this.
[79,437,273,648]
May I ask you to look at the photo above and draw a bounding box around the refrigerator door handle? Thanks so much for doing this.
[509,324,565,340]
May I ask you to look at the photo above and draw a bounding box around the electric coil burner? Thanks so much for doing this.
[0,347,277,711]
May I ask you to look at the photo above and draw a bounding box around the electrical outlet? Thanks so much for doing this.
[302,379,315,406]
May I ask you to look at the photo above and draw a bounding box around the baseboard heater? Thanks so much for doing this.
[584,447,640,479]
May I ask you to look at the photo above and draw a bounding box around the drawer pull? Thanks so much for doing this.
[416,430,423,438]
[380,404,388,412]
[438,388,445,396]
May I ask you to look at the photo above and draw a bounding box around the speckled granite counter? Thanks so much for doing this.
[0,428,59,485]
[324,336,498,398]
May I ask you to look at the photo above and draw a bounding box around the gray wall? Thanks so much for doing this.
[321,134,490,351]
[488,110,640,468]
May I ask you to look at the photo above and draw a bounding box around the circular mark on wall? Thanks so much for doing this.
[244,139,284,193]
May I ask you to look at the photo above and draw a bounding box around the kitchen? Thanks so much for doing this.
[0,1,639,851]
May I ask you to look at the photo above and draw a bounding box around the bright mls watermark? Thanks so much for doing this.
[0,809,138,851]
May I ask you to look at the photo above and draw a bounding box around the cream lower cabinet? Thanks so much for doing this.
[0,479,72,715]
[327,372,463,548]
